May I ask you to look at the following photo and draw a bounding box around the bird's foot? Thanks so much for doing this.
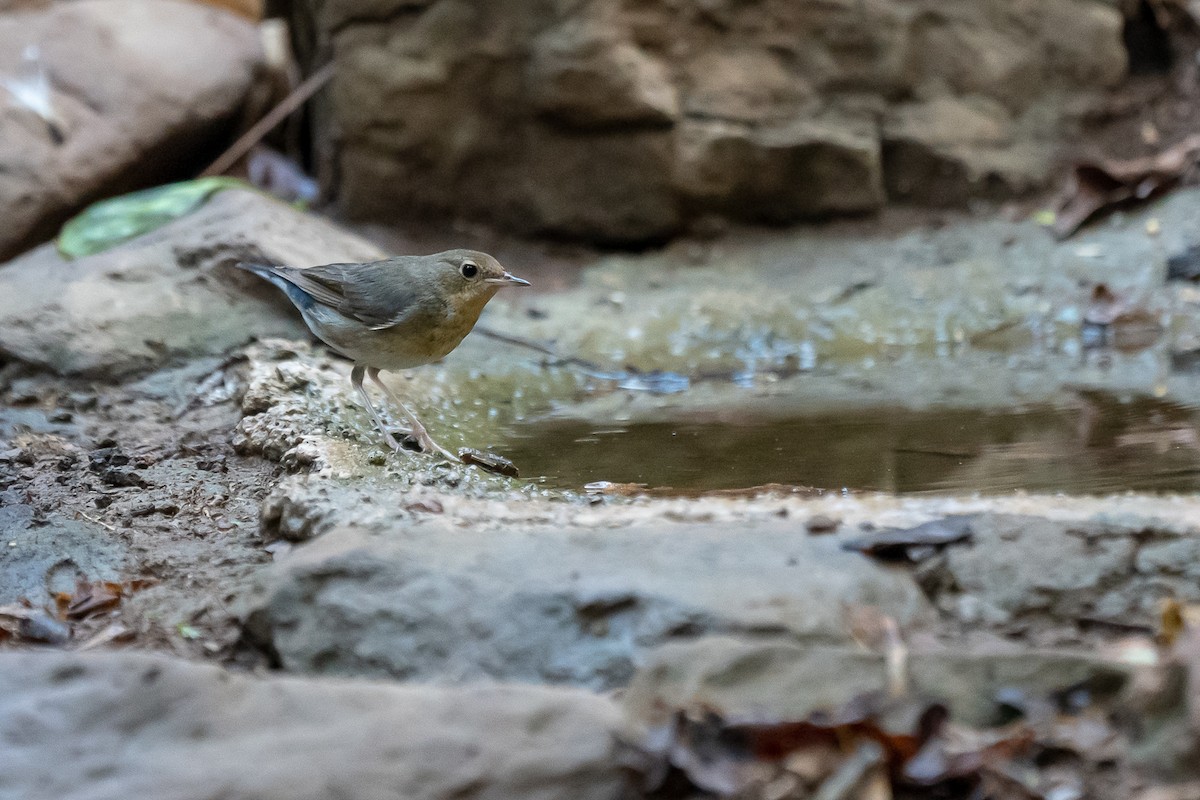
[407,422,459,462]
[417,432,459,462]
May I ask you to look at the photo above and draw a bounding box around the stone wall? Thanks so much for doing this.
[293,0,1128,243]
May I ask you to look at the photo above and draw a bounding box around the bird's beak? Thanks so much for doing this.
[486,271,531,287]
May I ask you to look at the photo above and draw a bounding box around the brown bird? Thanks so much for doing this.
[236,250,530,458]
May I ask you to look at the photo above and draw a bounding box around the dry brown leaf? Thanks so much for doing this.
[1052,135,1200,238]
[56,578,156,621]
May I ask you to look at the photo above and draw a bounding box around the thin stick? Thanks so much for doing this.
[473,324,603,371]
[201,62,336,177]
[77,511,117,532]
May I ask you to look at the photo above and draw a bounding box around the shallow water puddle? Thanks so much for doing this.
[497,394,1200,495]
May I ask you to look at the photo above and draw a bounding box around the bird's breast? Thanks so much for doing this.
[303,303,482,370]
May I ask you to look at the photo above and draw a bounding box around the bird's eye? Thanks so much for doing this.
[461,262,479,279]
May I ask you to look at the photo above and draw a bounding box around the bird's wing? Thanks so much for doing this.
[273,260,421,330]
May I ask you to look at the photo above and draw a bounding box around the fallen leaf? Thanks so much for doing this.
[65,582,120,620]
[177,623,202,640]
[56,578,155,621]
[842,516,974,562]
[458,448,520,478]
[56,177,251,259]
[1051,135,1200,238]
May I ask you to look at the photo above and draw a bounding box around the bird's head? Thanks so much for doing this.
[433,249,530,304]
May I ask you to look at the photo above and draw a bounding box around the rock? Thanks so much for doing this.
[682,48,813,124]
[939,515,1138,620]
[674,115,885,220]
[0,0,265,260]
[233,341,356,471]
[290,0,1127,242]
[882,97,1050,205]
[242,503,931,688]
[0,650,627,800]
[527,21,678,129]
[904,509,1200,625]
[623,637,1136,730]
[517,127,682,242]
[0,189,385,377]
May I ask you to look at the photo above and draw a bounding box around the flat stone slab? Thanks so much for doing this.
[0,651,626,800]
[243,507,931,688]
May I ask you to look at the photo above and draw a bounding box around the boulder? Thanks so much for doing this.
[517,126,682,241]
[675,115,885,221]
[0,0,265,260]
[0,189,385,377]
[242,502,932,688]
[527,20,678,129]
[0,650,627,800]
[882,96,1052,205]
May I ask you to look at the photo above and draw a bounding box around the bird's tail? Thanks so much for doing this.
[233,261,281,281]
[234,261,315,311]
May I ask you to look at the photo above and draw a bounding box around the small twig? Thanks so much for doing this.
[77,511,116,532]
[202,62,336,178]
[473,324,603,370]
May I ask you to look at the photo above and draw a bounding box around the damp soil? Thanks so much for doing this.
[0,359,279,657]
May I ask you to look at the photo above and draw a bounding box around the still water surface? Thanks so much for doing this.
[497,394,1200,495]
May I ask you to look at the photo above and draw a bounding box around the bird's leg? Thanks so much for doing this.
[367,367,458,461]
[351,364,408,453]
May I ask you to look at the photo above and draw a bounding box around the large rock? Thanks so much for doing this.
[0,0,265,260]
[674,115,885,221]
[934,514,1188,623]
[0,650,627,800]
[882,97,1052,205]
[242,503,931,688]
[527,19,679,129]
[0,189,385,377]
[292,0,1127,242]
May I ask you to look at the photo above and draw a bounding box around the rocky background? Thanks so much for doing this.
[290,0,1128,242]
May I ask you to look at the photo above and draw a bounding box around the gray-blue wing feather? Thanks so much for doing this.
[241,258,420,330]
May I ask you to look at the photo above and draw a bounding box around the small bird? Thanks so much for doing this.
[235,250,530,459]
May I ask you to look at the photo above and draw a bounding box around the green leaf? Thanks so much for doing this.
[1032,209,1057,227]
[176,623,202,640]
[57,177,250,259]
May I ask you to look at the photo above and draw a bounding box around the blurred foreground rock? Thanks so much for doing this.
[623,636,1136,730]
[0,0,264,260]
[242,489,931,687]
[0,650,626,800]
[0,189,384,377]
[295,0,1126,242]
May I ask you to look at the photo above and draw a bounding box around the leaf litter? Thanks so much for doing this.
[0,578,153,647]
[1050,135,1200,238]
[619,603,1200,800]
